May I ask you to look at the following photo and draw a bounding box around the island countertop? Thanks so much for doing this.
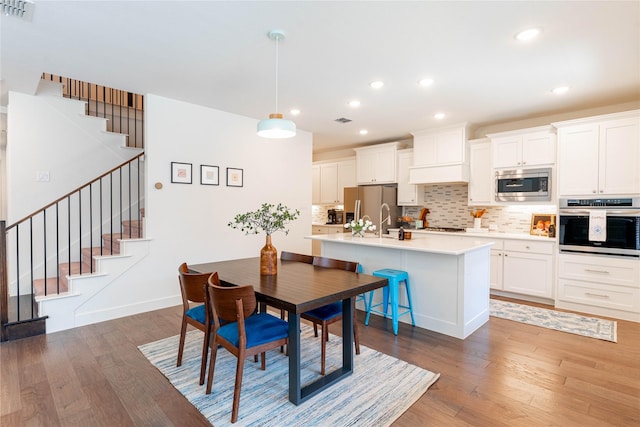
[307,233,494,255]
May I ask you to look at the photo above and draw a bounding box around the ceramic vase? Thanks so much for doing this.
[260,235,278,275]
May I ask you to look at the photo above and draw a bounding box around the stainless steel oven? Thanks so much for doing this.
[559,197,640,257]
[495,168,551,202]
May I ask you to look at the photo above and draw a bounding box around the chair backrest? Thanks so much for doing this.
[312,256,359,272]
[207,275,256,324]
[281,251,314,264]
[178,262,213,304]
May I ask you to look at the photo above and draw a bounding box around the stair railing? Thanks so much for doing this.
[41,73,144,149]
[1,152,144,332]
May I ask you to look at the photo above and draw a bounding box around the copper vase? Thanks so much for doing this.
[260,235,278,276]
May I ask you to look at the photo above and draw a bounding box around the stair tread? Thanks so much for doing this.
[33,277,68,296]
[59,261,94,276]
[82,246,119,257]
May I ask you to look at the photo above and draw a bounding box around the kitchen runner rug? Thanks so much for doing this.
[490,299,617,342]
[139,325,439,427]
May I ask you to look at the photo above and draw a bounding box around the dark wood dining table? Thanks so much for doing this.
[190,257,388,405]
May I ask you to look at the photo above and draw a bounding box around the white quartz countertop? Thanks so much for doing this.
[388,228,556,242]
[307,233,494,255]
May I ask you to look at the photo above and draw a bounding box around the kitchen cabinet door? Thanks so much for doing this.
[598,117,640,195]
[355,142,398,184]
[468,139,492,205]
[491,128,555,169]
[397,149,421,205]
[521,132,556,167]
[312,165,321,204]
[557,123,600,196]
[319,163,339,204]
[502,251,553,298]
[412,124,467,166]
[490,250,503,290]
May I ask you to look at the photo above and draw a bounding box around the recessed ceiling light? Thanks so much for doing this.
[434,112,446,120]
[349,100,361,108]
[290,109,301,115]
[515,28,540,41]
[369,81,384,89]
[359,129,368,135]
[552,86,570,95]
[418,78,434,87]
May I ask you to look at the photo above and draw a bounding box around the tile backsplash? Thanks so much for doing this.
[403,183,556,234]
[313,183,556,234]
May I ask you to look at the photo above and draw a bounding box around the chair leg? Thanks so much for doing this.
[231,350,245,423]
[199,327,210,385]
[205,340,219,394]
[320,321,328,375]
[261,352,266,370]
[313,323,319,337]
[176,319,187,366]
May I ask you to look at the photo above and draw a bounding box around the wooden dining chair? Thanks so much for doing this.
[301,256,361,375]
[177,262,216,386]
[205,274,289,424]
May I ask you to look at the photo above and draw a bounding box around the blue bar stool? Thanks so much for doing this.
[365,269,415,335]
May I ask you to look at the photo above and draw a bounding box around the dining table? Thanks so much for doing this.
[190,257,388,405]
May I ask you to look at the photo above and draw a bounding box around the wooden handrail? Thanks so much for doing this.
[1,220,8,341]
[6,152,144,231]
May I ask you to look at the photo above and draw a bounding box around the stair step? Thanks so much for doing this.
[122,219,143,237]
[82,246,118,269]
[33,277,68,296]
[59,260,94,277]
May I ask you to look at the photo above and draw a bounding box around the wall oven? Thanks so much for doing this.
[558,197,640,257]
[495,168,551,202]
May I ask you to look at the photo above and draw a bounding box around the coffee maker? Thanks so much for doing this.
[327,209,344,224]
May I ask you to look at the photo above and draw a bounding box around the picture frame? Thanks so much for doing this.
[530,213,556,236]
[200,165,219,186]
[226,167,243,187]
[171,162,192,184]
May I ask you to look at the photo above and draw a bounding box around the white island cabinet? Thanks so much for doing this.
[307,233,493,339]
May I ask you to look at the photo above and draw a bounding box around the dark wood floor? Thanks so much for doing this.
[2,297,639,426]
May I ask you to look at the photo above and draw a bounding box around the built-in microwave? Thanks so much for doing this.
[495,168,551,202]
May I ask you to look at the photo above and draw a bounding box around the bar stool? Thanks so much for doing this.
[365,268,415,335]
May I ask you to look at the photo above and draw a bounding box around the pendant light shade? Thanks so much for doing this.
[257,30,296,139]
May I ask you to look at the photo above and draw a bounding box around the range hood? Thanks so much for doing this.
[408,163,469,184]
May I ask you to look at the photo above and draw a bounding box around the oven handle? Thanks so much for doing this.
[559,209,640,216]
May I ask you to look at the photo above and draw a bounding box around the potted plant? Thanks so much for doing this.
[228,203,300,275]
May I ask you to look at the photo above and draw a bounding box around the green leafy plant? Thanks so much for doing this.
[228,203,300,236]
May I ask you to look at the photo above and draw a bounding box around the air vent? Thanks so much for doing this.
[334,117,352,124]
[1,0,34,21]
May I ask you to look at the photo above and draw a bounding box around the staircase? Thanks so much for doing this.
[1,77,148,341]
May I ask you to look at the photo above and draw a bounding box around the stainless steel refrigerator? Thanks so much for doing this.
[343,185,401,235]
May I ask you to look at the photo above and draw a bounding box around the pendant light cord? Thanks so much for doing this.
[274,35,279,113]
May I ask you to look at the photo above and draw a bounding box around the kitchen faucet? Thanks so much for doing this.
[379,203,391,236]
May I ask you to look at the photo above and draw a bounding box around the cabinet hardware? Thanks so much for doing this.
[584,269,610,274]
[585,292,610,298]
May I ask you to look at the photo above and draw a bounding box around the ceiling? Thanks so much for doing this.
[1,1,639,153]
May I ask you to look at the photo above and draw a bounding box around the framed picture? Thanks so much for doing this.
[171,162,192,184]
[200,165,219,185]
[226,167,243,187]
[530,213,556,236]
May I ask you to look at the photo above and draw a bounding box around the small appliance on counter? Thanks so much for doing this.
[327,209,344,224]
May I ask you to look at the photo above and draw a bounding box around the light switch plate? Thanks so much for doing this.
[36,171,50,182]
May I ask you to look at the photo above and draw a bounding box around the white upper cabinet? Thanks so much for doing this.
[489,126,556,169]
[397,149,422,206]
[555,110,640,197]
[468,138,492,206]
[409,123,470,184]
[312,158,356,204]
[354,142,398,184]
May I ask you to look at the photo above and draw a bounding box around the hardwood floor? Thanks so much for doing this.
[1,298,639,426]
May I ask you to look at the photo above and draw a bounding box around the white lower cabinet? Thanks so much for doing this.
[492,239,554,298]
[556,253,640,321]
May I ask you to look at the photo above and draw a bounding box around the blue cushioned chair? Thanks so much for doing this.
[301,256,361,375]
[206,276,288,424]
[177,262,216,386]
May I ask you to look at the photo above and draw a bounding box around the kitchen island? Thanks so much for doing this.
[307,233,493,339]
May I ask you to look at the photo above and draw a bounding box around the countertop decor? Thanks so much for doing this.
[228,203,300,275]
[344,218,376,237]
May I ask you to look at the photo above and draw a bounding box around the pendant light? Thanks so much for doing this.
[257,30,296,138]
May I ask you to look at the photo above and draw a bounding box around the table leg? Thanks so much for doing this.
[288,312,301,404]
[342,297,354,372]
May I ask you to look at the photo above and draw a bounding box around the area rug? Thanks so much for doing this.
[490,299,617,342]
[139,325,439,426]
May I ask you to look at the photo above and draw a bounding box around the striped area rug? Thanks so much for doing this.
[490,299,617,342]
[139,324,439,426]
